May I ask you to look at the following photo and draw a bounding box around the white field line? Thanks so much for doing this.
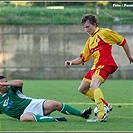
[66,102,133,106]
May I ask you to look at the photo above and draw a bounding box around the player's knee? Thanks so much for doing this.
[90,83,94,90]
[90,83,98,90]
[78,87,81,92]
[78,86,88,94]
[20,113,35,122]
[52,101,62,110]
[78,87,84,93]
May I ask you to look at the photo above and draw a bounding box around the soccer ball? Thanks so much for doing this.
[94,105,109,117]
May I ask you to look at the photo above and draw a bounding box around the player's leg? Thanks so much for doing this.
[20,113,63,122]
[77,73,105,120]
[86,65,117,122]
[83,68,113,108]
[59,103,92,119]
[44,100,91,119]
[87,77,112,122]
[78,75,112,119]
[78,79,91,94]
[20,113,35,122]
[90,77,105,120]
[85,88,95,101]
[21,99,66,122]
[78,79,95,101]
[78,70,95,101]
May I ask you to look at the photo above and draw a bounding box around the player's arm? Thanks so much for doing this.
[122,42,133,63]
[0,80,23,87]
[65,56,84,67]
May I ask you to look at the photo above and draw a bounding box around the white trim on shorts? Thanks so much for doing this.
[23,98,47,116]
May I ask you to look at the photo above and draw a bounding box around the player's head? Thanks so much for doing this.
[81,14,98,35]
[0,75,8,94]
[81,14,98,27]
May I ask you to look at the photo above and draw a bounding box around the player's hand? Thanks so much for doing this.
[0,81,5,86]
[65,60,72,67]
[129,56,133,64]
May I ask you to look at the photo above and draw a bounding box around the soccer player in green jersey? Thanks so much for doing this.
[0,75,92,122]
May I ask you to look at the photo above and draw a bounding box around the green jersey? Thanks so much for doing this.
[0,86,32,120]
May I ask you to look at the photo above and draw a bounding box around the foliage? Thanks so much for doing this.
[1,1,132,7]
[0,2,133,25]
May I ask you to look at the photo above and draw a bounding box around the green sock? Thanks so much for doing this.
[33,115,56,122]
[60,103,81,116]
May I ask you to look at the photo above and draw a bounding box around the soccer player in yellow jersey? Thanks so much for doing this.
[65,14,133,122]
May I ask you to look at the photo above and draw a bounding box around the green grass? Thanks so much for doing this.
[0,80,132,131]
[0,5,133,25]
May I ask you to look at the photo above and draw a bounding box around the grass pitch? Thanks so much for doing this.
[0,79,132,132]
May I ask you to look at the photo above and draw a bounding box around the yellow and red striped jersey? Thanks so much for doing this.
[80,27,126,70]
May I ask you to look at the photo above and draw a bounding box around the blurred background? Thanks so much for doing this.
[0,1,133,79]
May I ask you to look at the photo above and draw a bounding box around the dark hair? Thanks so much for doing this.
[81,14,98,26]
[0,75,5,79]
